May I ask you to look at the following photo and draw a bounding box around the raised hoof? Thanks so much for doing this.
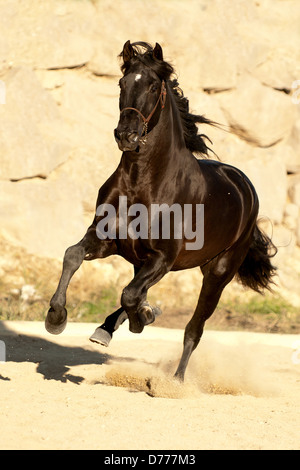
[45,307,67,335]
[129,321,144,334]
[89,327,112,347]
[138,302,162,326]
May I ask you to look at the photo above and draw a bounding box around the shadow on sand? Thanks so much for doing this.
[0,321,135,384]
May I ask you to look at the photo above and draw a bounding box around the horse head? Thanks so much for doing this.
[114,41,169,152]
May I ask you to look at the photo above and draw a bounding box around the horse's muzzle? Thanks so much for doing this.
[114,128,140,152]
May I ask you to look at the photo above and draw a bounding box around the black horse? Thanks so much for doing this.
[46,41,276,381]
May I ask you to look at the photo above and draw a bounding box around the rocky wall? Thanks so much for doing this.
[0,0,300,303]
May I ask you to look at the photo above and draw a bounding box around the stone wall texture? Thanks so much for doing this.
[0,0,300,304]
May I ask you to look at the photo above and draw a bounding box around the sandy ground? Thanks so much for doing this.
[0,320,299,450]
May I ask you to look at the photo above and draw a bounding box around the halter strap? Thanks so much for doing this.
[120,80,167,126]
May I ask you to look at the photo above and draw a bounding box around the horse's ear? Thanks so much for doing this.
[122,40,134,64]
[153,43,163,61]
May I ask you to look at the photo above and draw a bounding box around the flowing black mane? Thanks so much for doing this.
[120,41,215,157]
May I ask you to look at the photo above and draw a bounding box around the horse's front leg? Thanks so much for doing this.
[89,266,141,346]
[46,243,86,334]
[46,226,115,334]
[121,255,169,334]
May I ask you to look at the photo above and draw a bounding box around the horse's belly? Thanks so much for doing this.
[171,246,218,270]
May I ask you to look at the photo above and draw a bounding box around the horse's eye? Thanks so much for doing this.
[150,84,158,93]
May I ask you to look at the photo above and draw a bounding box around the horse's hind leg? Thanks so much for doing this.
[89,307,128,346]
[174,274,226,381]
[174,247,248,381]
[89,266,140,346]
[90,260,164,341]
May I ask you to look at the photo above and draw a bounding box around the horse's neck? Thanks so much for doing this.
[120,85,189,184]
[160,84,186,151]
[145,87,188,163]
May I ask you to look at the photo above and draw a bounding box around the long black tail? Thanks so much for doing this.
[237,224,277,293]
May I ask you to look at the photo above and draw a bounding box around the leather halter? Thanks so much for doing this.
[120,80,167,142]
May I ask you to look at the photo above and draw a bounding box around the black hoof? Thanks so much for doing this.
[138,302,162,326]
[45,307,67,335]
[129,320,144,334]
[89,327,112,347]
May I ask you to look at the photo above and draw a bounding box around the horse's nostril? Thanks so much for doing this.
[114,129,139,151]
[127,132,139,143]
